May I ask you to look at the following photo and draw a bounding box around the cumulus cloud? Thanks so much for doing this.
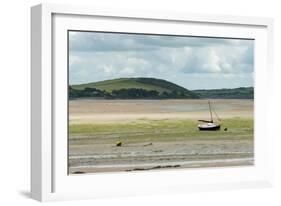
[69,31,254,89]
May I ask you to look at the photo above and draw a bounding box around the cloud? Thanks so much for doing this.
[181,45,253,74]
[69,31,252,52]
[69,31,254,89]
[69,32,155,52]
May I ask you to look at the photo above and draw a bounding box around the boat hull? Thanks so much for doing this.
[198,124,221,131]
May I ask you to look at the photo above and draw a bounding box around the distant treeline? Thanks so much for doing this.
[193,87,254,99]
[69,86,199,99]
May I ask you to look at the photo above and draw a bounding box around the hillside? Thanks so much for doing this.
[193,87,254,99]
[70,77,199,99]
[70,78,253,99]
[72,78,188,93]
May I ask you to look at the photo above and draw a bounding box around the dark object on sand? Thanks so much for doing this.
[143,142,153,146]
[73,171,85,174]
[198,100,221,131]
[126,165,181,172]
[224,127,228,131]
[116,141,122,147]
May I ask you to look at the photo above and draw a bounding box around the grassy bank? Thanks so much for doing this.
[69,118,253,145]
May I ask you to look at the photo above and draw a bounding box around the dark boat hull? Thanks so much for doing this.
[198,125,221,131]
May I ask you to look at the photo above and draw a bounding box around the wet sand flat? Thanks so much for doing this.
[68,99,254,174]
[69,99,253,124]
[69,139,254,174]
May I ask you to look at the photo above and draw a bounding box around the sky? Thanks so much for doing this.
[69,31,254,90]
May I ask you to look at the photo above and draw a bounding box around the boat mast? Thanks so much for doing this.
[208,100,213,123]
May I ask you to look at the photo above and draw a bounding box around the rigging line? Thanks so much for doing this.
[208,100,213,122]
[212,101,221,122]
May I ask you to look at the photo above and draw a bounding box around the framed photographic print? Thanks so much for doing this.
[31,3,274,201]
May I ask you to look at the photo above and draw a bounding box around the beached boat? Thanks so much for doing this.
[198,100,221,131]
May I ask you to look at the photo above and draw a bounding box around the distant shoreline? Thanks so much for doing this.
[69,77,253,99]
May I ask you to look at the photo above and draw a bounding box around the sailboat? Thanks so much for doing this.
[198,100,221,131]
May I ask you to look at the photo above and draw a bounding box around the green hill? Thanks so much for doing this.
[70,78,253,99]
[70,77,198,99]
[72,78,187,93]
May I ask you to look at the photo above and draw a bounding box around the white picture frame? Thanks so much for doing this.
[31,3,274,202]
